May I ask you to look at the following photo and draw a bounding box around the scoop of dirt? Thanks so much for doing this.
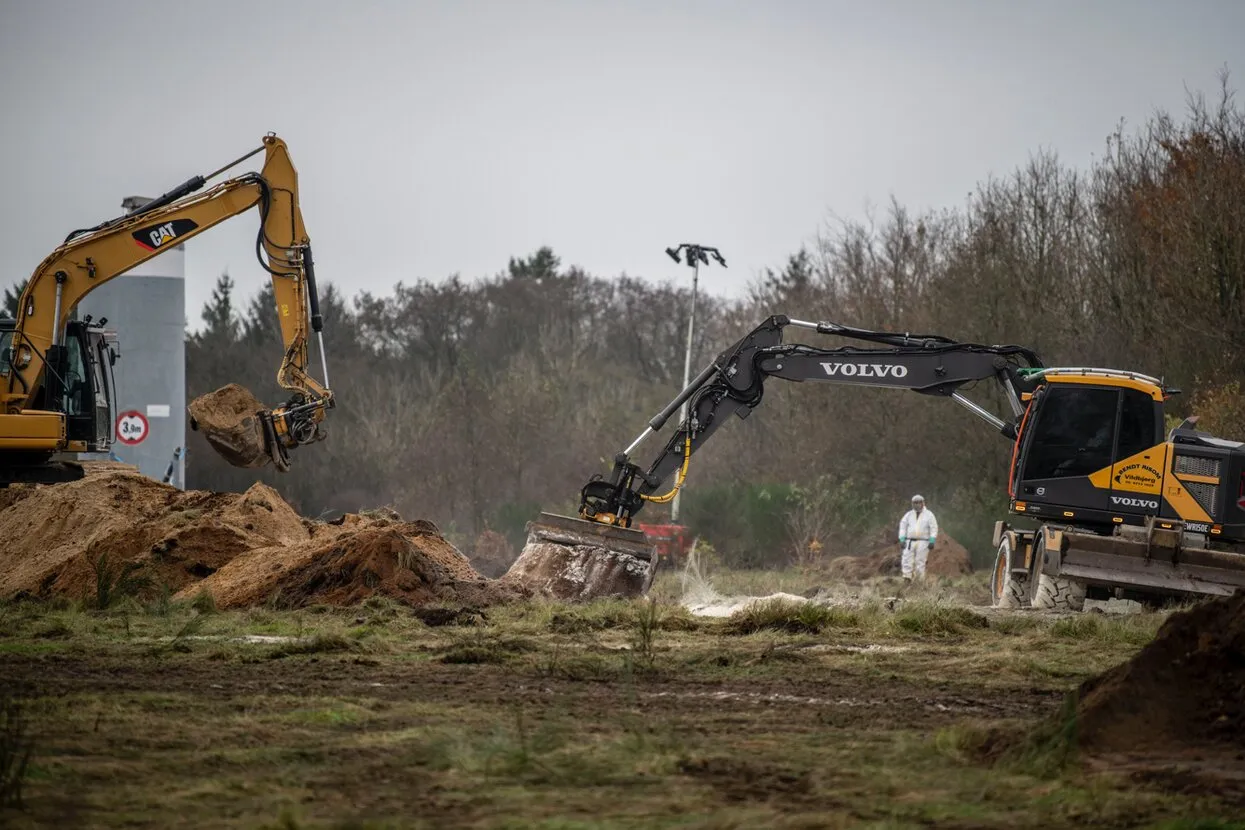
[188,383,272,469]
[825,530,973,581]
[1073,591,1245,754]
[182,518,530,609]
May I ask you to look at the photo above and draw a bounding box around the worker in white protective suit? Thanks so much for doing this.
[897,494,938,581]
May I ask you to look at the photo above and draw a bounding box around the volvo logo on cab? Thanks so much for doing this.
[819,363,909,379]
[1111,495,1159,510]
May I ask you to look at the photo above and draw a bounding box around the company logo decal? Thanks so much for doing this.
[819,363,909,379]
[132,218,199,251]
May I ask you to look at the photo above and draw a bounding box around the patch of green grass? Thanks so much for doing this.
[724,598,862,635]
[189,590,218,615]
[0,692,34,809]
[266,634,359,659]
[438,633,539,665]
[547,599,636,634]
[1050,612,1163,646]
[934,692,1080,779]
[890,602,989,636]
[90,552,152,611]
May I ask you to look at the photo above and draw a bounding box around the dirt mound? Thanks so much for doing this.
[182,518,529,609]
[1073,591,1245,753]
[187,383,272,468]
[0,467,309,600]
[0,464,527,611]
[825,529,972,580]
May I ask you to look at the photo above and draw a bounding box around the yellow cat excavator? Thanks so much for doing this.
[0,133,334,485]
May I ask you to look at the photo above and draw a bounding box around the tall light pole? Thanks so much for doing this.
[664,243,727,522]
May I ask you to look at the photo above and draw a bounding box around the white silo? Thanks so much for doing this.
[77,195,187,488]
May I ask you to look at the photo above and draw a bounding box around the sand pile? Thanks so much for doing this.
[0,464,528,609]
[825,528,973,581]
[183,516,529,609]
[188,383,273,468]
[1073,591,1245,753]
[0,468,309,600]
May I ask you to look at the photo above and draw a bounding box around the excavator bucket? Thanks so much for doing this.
[187,383,287,471]
[504,512,658,601]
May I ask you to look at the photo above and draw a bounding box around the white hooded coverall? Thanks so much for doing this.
[898,507,938,579]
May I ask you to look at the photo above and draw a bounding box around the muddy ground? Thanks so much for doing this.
[2,578,1242,829]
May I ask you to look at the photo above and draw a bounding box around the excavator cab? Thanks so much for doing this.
[1010,369,1245,536]
[0,316,119,483]
[999,369,1245,605]
[1010,373,1168,527]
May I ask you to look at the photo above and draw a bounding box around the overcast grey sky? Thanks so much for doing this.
[2,0,1243,330]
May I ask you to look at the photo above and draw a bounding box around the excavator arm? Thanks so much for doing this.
[1,133,332,479]
[575,315,1044,527]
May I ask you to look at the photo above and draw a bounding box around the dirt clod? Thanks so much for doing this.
[187,383,273,469]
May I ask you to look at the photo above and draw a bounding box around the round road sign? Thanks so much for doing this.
[116,411,149,445]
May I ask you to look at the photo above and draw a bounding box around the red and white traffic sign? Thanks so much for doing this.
[115,410,149,445]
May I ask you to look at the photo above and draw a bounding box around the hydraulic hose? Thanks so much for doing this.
[641,432,692,504]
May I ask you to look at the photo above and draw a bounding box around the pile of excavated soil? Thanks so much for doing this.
[1073,591,1245,754]
[0,464,529,610]
[825,528,973,581]
[184,516,529,609]
[188,383,272,469]
[0,468,309,600]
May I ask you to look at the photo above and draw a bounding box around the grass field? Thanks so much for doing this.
[1,569,1241,829]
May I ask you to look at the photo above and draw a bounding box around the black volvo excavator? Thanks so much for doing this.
[527,315,1245,610]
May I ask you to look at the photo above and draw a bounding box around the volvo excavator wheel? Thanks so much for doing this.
[1030,531,1087,612]
[989,535,1030,608]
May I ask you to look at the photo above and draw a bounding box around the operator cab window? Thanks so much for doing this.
[1023,385,1119,480]
[1117,388,1159,458]
[0,329,11,375]
[63,335,90,417]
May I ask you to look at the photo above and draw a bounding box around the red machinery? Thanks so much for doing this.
[636,522,694,567]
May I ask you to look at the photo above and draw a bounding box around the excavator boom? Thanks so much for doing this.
[0,133,333,483]
[565,315,1040,529]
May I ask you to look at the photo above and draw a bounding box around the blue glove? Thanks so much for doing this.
[929,536,937,547]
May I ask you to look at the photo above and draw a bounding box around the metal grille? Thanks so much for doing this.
[1174,454,1220,478]
[1185,481,1219,518]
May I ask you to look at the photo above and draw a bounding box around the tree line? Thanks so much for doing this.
[14,76,1245,570]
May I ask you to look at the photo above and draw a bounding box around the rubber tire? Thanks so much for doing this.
[1031,533,1087,612]
[990,536,1030,608]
